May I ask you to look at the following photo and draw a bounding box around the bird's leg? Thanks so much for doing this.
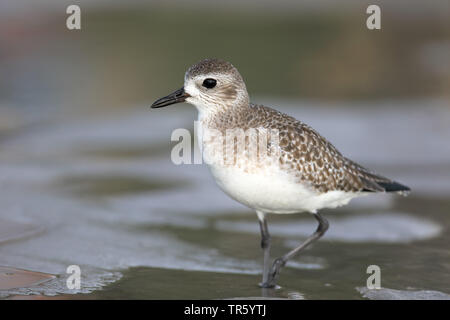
[265,212,329,288]
[256,211,271,287]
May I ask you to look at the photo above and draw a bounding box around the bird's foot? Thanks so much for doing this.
[258,258,286,288]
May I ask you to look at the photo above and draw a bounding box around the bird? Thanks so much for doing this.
[150,58,410,288]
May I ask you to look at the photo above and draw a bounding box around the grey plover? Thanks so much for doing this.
[151,58,410,288]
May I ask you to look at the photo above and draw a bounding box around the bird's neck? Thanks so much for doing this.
[197,102,252,131]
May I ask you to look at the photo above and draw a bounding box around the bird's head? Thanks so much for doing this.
[151,58,249,115]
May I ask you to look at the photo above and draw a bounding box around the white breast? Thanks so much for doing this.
[209,164,360,214]
[197,120,362,214]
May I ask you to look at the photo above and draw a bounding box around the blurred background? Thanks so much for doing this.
[0,0,449,299]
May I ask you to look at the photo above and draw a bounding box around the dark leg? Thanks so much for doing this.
[256,211,271,286]
[263,212,329,288]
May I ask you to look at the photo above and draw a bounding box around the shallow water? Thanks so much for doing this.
[0,100,449,299]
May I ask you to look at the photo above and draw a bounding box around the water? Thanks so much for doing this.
[0,100,449,299]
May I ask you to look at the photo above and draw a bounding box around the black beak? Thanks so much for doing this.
[151,87,190,108]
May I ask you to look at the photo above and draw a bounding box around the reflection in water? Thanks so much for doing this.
[0,1,449,299]
[0,103,449,299]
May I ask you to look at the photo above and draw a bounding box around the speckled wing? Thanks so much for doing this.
[251,104,410,194]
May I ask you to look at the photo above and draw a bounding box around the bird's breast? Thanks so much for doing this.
[197,122,361,213]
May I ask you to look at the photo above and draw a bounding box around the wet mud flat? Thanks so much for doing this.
[0,103,449,299]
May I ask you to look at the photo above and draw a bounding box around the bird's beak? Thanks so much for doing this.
[150,87,190,108]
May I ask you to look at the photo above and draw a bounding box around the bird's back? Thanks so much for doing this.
[207,103,410,196]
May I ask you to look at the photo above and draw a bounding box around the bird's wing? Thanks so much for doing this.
[252,104,409,194]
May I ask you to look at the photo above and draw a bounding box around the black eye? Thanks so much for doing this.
[202,78,217,89]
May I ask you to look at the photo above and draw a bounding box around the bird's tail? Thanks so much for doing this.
[349,159,411,196]
[376,181,411,196]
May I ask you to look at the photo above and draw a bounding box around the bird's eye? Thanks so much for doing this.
[202,78,217,89]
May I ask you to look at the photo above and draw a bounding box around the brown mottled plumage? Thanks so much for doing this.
[205,101,408,194]
[186,58,243,80]
[151,58,410,288]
